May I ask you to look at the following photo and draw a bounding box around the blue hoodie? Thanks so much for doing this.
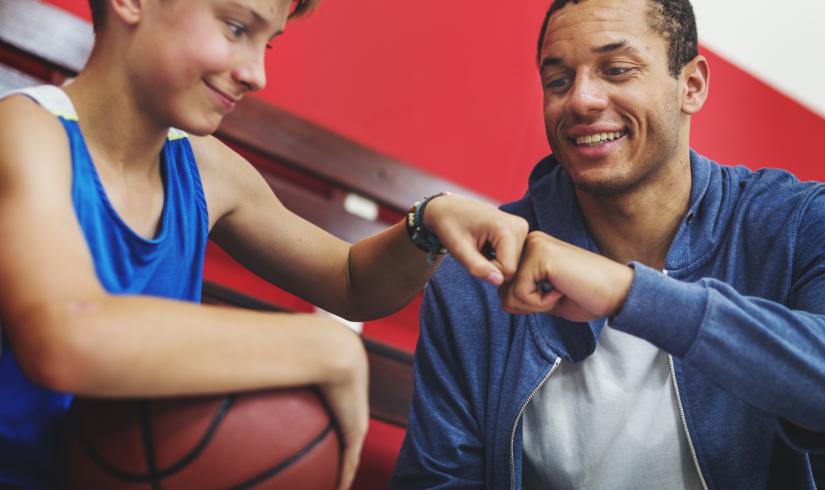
[391,151,825,489]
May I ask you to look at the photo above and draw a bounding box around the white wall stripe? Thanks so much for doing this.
[692,0,825,117]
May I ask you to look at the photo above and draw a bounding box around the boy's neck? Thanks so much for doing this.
[62,58,169,175]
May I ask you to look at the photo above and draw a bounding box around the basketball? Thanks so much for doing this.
[60,388,341,489]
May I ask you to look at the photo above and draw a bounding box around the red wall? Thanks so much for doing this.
[48,1,825,195]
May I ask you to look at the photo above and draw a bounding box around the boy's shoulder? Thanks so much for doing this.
[186,131,274,224]
[0,92,70,166]
[187,132,261,185]
[0,90,64,130]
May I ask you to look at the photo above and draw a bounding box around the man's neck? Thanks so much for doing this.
[576,157,692,270]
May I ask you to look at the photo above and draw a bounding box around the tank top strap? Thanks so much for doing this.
[1,84,188,141]
[1,84,78,120]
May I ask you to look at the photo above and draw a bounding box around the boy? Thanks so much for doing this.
[0,0,528,488]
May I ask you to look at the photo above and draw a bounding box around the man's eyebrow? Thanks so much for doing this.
[593,41,641,56]
[539,41,643,69]
[539,57,563,70]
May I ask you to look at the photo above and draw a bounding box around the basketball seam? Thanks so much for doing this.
[79,395,235,483]
[150,395,235,477]
[228,421,336,490]
[138,401,162,490]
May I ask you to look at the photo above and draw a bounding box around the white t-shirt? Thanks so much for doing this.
[522,324,704,490]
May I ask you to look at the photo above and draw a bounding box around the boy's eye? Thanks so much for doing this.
[225,20,246,38]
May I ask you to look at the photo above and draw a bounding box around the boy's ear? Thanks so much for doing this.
[681,54,710,115]
[109,0,144,26]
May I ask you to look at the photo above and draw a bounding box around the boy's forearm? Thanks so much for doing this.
[343,221,440,321]
[10,295,364,398]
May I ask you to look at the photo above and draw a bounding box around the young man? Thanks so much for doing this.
[0,0,529,488]
[391,0,825,487]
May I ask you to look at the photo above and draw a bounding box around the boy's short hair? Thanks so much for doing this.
[87,0,320,33]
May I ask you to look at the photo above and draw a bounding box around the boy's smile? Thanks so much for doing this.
[203,79,240,113]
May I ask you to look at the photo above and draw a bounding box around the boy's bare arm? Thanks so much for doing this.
[0,96,365,399]
[197,136,528,322]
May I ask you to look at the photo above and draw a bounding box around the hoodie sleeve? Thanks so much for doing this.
[610,188,825,449]
[389,270,486,489]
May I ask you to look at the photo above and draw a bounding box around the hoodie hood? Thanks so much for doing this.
[516,149,720,271]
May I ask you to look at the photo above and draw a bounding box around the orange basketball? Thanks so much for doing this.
[60,388,341,489]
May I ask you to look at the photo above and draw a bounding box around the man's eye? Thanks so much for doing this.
[605,66,631,77]
[544,77,570,92]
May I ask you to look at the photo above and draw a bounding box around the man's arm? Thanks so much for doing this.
[613,187,825,444]
[499,217,825,441]
[612,263,825,447]
[0,96,368,489]
[194,136,528,322]
[389,261,487,488]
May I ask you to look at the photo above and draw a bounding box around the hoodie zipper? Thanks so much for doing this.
[663,269,708,490]
[668,354,709,490]
[510,357,561,490]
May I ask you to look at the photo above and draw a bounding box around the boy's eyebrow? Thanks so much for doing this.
[539,40,642,69]
[225,0,284,37]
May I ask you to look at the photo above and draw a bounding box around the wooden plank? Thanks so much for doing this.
[261,166,386,242]
[361,340,415,427]
[0,63,41,93]
[201,281,414,428]
[0,0,93,75]
[219,97,496,213]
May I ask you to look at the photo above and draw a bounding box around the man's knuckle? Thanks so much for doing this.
[501,262,517,277]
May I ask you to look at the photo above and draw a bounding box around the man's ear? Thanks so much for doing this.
[109,0,144,26]
[681,54,710,115]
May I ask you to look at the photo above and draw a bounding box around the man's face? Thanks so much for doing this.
[129,0,291,135]
[538,0,686,195]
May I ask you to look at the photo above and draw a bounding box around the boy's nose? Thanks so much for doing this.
[233,55,267,92]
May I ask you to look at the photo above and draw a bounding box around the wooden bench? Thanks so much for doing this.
[0,0,494,428]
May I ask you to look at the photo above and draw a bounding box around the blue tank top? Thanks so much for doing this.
[0,86,209,487]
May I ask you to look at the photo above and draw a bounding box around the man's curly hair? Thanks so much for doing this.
[536,0,698,78]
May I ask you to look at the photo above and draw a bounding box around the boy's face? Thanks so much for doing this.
[538,0,687,196]
[131,0,292,135]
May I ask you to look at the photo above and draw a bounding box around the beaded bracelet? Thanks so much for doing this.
[406,192,448,264]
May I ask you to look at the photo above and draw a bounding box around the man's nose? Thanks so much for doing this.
[565,73,608,116]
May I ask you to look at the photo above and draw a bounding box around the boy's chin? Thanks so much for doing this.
[178,118,224,137]
[186,126,221,137]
